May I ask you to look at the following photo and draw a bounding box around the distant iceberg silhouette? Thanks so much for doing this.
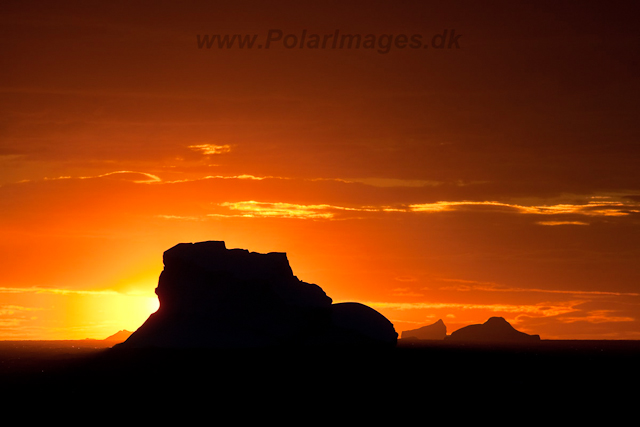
[399,317,541,343]
[117,241,397,349]
[103,330,132,342]
[446,317,540,342]
[401,319,447,340]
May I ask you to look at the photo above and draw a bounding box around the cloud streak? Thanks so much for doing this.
[436,279,640,297]
[0,286,133,297]
[362,300,576,317]
[365,299,636,328]
[18,171,162,184]
[207,197,640,221]
[409,199,640,217]
[189,144,232,155]
[13,170,640,221]
[215,201,340,219]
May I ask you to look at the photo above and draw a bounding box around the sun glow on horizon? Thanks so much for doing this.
[0,286,159,340]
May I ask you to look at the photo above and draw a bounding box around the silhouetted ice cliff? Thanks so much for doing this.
[117,241,397,349]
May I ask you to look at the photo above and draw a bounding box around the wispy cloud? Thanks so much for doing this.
[409,199,640,218]
[216,201,338,219]
[365,299,635,327]
[10,169,640,222]
[20,170,162,184]
[536,221,589,226]
[554,310,635,324]
[0,286,120,296]
[189,144,232,155]
[156,214,205,221]
[163,174,267,184]
[339,177,443,188]
[210,196,640,221]
[0,304,41,316]
[88,171,162,183]
[436,278,640,297]
[361,300,578,317]
[213,200,387,219]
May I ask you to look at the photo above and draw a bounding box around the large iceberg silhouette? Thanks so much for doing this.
[117,241,397,349]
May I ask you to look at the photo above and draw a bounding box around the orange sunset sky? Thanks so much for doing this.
[1,1,639,340]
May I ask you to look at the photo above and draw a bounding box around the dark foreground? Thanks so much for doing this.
[2,339,638,413]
